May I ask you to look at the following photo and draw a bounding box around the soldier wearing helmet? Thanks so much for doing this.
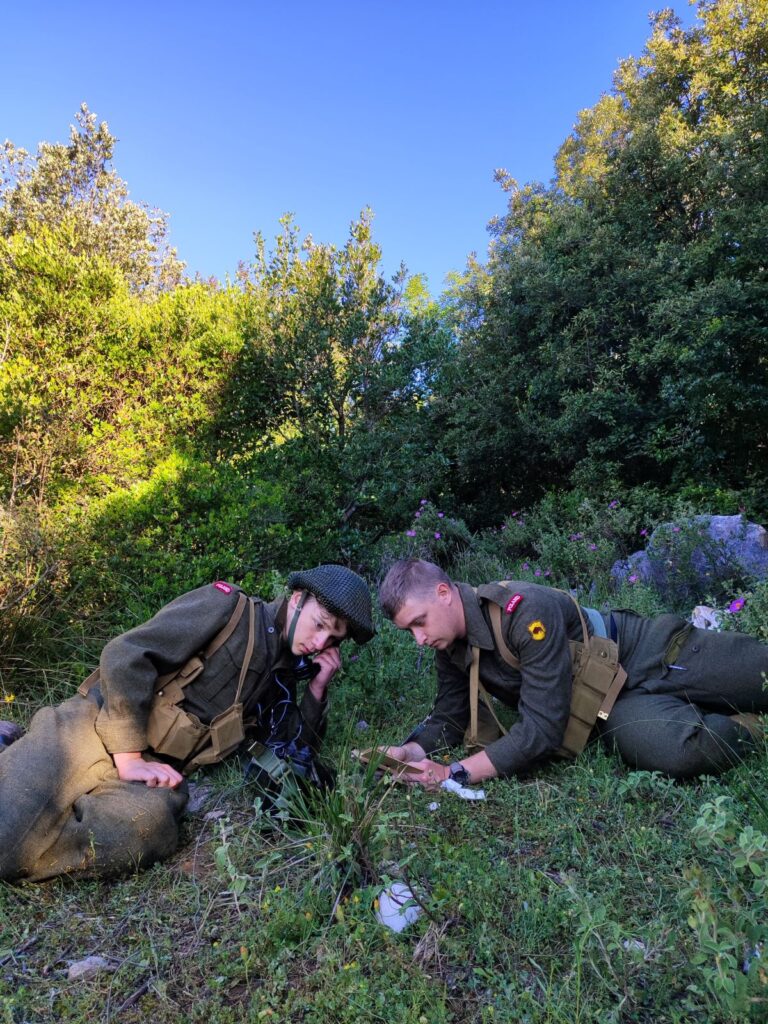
[0,565,374,882]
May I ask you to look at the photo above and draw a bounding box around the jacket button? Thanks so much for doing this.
[691,644,700,653]
[268,626,275,634]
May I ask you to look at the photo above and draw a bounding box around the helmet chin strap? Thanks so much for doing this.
[287,590,308,653]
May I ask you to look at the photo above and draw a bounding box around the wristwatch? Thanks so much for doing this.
[448,762,470,786]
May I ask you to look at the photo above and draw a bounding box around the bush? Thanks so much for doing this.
[59,453,295,627]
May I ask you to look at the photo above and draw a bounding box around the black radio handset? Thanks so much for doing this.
[292,654,321,681]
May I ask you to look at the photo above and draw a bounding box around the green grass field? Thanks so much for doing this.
[2,615,767,1024]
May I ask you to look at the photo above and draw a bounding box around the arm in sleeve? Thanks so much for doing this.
[483,591,573,776]
[95,584,243,754]
[405,652,470,755]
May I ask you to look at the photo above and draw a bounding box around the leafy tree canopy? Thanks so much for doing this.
[437,0,768,523]
[1,104,183,293]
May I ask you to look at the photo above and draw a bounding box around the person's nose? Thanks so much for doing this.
[313,631,333,652]
[414,629,428,646]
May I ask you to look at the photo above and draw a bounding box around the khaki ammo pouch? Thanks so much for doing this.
[466,584,627,759]
[79,592,259,771]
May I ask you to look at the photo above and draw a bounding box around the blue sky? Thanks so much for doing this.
[3,1,699,293]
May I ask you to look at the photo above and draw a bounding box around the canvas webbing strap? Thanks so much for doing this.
[468,645,509,748]
[205,593,248,658]
[233,597,256,705]
[153,592,248,697]
[466,588,511,749]
[182,597,258,768]
[595,663,627,721]
[77,667,101,697]
[487,601,520,670]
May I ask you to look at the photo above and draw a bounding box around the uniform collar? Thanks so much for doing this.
[264,597,292,670]
[272,597,288,636]
[451,582,495,660]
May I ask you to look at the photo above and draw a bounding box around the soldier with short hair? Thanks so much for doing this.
[0,565,374,882]
[379,558,768,789]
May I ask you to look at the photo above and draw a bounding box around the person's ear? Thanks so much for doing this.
[435,582,453,604]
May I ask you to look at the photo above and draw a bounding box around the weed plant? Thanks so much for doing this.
[3,508,768,1022]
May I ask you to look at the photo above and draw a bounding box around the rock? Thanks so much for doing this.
[67,955,110,980]
[622,939,648,958]
[0,721,24,750]
[691,605,722,630]
[613,514,768,601]
[186,782,213,814]
[375,883,422,933]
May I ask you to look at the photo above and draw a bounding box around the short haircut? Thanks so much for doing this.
[379,558,452,619]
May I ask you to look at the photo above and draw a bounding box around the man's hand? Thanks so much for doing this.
[383,748,497,790]
[382,742,427,763]
[398,758,450,790]
[113,751,183,788]
[308,646,342,701]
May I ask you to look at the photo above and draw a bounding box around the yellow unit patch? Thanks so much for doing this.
[527,620,546,641]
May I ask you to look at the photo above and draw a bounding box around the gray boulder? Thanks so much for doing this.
[613,514,768,602]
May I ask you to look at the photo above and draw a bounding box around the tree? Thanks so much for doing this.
[1,104,183,293]
[438,0,768,523]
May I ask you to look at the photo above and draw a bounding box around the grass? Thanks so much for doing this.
[2,572,768,1022]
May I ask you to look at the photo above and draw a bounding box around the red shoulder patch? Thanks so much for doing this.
[505,593,524,615]
[213,581,233,594]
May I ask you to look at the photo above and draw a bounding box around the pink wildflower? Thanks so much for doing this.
[534,569,542,577]
[438,512,444,518]
[728,598,746,614]
[609,500,620,509]
[628,574,638,584]
[434,532,442,540]
[420,499,428,505]
[521,562,530,571]
[405,530,416,537]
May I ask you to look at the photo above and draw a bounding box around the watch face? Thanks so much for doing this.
[449,762,470,785]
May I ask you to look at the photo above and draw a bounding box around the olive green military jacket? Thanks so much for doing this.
[412,581,594,777]
[94,582,327,758]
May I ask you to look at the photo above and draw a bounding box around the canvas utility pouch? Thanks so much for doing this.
[187,702,247,768]
[558,633,625,757]
[146,701,209,762]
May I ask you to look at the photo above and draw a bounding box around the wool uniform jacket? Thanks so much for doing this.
[95,581,327,758]
[411,581,594,775]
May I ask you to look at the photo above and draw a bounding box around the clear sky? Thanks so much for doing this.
[2,1,699,293]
